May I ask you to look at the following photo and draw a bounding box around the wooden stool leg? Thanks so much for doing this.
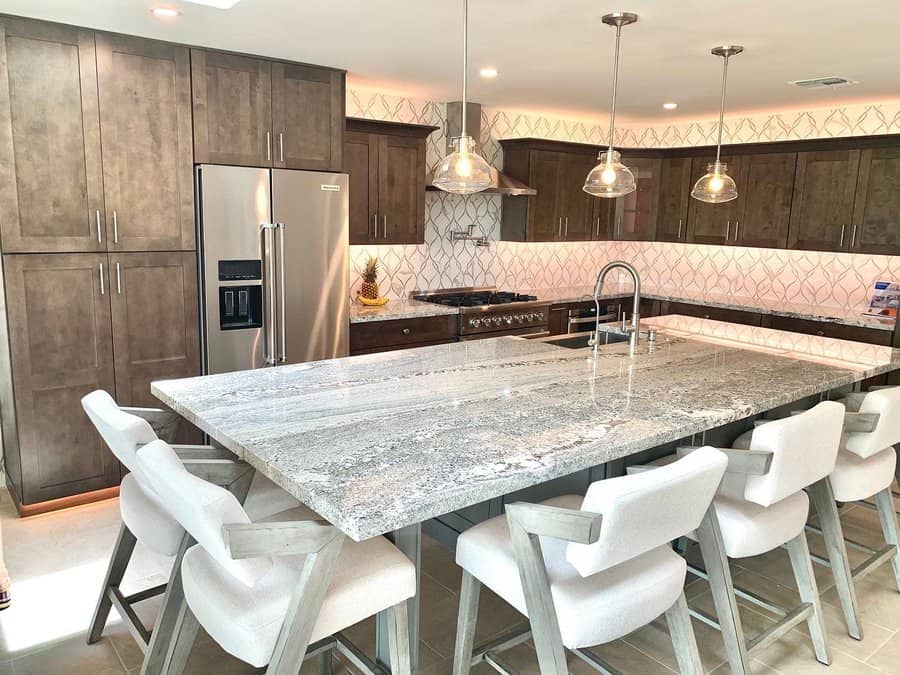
[666,592,703,675]
[140,533,192,675]
[88,524,137,644]
[786,532,831,665]
[163,599,200,675]
[807,479,863,639]
[452,572,481,675]
[874,487,900,592]
[386,601,412,675]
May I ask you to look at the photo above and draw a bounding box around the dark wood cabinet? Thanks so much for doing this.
[613,157,660,241]
[271,62,343,171]
[344,119,435,245]
[0,18,106,254]
[191,50,272,167]
[96,34,194,252]
[850,147,900,255]
[768,315,892,346]
[788,150,860,252]
[734,152,796,248]
[525,149,564,241]
[350,315,457,355]
[1,253,120,504]
[686,155,744,245]
[558,153,596,241]
[662,301,763,327]
[108,252,200,406]
[656,157,692,242]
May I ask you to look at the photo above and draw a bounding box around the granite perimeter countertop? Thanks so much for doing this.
[349,299,458,323]
[153,319,900,541]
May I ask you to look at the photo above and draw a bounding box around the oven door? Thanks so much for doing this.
[568,304,618,334]
[460,326,551,341]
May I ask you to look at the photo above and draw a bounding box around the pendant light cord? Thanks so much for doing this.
[715,54,730,163]
[461,0,468,142]
[607,23,622,156]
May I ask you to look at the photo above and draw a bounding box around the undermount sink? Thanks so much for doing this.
[538,330,631,350]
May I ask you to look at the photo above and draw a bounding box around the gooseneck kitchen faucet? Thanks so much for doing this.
[590,260,642,353]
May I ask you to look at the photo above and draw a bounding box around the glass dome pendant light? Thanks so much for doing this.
[691,45,744,203]
[432,0,492,194]
[583,12,638,198]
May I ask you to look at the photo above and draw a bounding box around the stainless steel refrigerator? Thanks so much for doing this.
[196,165,349,375]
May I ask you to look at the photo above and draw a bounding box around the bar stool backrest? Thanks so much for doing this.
[82,389,157,484]
[136,439,273,587]
[845,387,900,459]
[745,400,844,507]
[566,447,727,577]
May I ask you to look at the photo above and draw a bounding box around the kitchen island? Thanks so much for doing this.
[152,315,900,672]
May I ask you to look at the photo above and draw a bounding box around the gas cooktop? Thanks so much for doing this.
[412,288,539,308]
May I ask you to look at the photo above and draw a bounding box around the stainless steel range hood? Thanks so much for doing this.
[427,102,536,196]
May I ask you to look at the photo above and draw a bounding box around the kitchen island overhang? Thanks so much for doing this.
[151,315,900,543]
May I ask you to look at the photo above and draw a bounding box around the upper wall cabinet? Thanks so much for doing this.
[686,154,745,245]
[787,150,860,252]
[613,156,660,241]
[851,147,900,255]
[0,18,106,253]
[655,157,692,243]
[192,49,344,171]
[0,18,194,253]
[96,34,194,251]
[344,118,435,245]
[733,152,796,248]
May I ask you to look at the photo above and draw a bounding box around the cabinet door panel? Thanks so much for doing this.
[3,253,119,503]
[344,131,378,244]
[736,152,796,248]
[614,157,660,241]
[788,150,859,252]
[377,135,425,244]
[0,18,105,253]
[191,49,271,167]
[559,154,595,240]
[96,34,194,251]
[656,157,692,242]
[851,147,900,255]
[686,155,743,244]
[272,63,342,171]
[108,252,200,406]
[527,150,562,241]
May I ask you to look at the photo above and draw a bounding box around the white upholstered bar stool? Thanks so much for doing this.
[81,390,301,670]
[666,401,844,675]
[135,439,416,675]
[452,447,728,675]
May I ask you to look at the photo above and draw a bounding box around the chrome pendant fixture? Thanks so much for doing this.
[691,45,743,203]
[584,12,637,198]
[432,0,492,194]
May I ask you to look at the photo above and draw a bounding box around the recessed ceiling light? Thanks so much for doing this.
[662,102,678,110]
[183,0,242,7]
[479,67,498,79]
[151,7,180,18]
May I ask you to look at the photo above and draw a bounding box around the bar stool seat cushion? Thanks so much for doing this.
[119,473,184,557]
[181,506,416,668]
[455,495,688,649]
[829,447,897,503]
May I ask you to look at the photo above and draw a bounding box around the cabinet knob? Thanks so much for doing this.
[402,328,411,335]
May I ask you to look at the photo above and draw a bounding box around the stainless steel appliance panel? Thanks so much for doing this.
[272,170,349,363]
[197,165,270,374]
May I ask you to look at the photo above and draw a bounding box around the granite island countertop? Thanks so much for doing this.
[153,318,900,541]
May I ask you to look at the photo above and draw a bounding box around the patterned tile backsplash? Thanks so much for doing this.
[346,89,900,313]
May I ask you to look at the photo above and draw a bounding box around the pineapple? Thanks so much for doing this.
[360,257,380,300]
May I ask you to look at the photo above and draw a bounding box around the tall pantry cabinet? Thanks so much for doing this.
[0,17,199,512]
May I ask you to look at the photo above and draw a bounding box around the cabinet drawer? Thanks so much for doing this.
[350,315,458,352]
[768,316,892,346]
[665,301,762,327]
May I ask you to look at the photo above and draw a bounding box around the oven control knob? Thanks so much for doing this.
[504,315,513,325]
[469,318,481,328]
[536,311,545,321]
[492,316,503,326]
[526,313,535,322]
[515,314,524,323]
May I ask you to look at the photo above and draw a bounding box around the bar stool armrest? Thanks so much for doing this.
[836,392,866,412]
[121,406,181,442]
[172,445,234,461]
[786,409,878,432]
[224,520,340,559]
[181,457,255,490]
[677,446,773,476]
[505,502,602,545]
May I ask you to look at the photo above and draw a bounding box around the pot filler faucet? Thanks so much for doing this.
[590,260,642,353]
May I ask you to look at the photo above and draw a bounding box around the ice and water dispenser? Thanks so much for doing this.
[217,260,262,330]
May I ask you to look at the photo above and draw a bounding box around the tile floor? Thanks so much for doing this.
[0,484,897,674]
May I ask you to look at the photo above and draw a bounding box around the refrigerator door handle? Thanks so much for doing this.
[277,222,286,363]
[260,222,278,365]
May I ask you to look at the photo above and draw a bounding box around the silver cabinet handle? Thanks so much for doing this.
[96,210,102,244]
[372,213,378,240]
[839,224,846,247]
[851,224,858,248]
[266,132,271,162]
[558,217,562,239]
[564,216,569,238]
[277,223,286,363]
[383,215,387,239]
[279,132,284,163]
[113,211,118,244]
[115,262,121,294]
[99,263,105,295]
[594,216,600,238]
[725,220,731,240]
[734,220,740,241]
[677,219,682,240]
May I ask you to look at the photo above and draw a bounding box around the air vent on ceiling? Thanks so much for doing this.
[789,76,858,89]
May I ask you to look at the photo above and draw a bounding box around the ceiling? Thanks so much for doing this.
[2,0,898,123]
